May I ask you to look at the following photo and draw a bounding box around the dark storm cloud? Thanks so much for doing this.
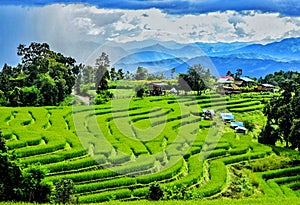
[1,0,300,16]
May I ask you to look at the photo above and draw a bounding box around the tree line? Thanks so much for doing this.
[0,42,215,106]
[259,71,300,150]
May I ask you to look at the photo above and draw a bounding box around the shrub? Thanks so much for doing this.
[136,85,147,97]
[244,119,255,132]
[94,90,113,105]
[52,178,76,204]
[149,183,164,200]
[251,155,290,172]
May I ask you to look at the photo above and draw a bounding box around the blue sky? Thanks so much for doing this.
[1,0,300,67]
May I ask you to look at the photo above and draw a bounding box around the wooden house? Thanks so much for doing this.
[235,77,256,87]
[147,82,168,96]
[257,83,275,92]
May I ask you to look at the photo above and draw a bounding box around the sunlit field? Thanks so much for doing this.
[1,92,299,203]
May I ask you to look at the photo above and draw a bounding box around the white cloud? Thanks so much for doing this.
[3,4,299,64]
[26,4,300,44]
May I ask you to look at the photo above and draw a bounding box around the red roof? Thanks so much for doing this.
[220,76,234,81]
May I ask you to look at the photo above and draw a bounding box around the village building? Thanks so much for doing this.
[220,113,235,122]
[146,82,168,96]
[257,83,276,92]
[230,121,244,129]
[235,77,256,87]
[217,76,234,84]
[216,76,240,94]
[202,109,215,120]
[235,126,247,134]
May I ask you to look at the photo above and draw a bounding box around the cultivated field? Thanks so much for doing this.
[0,92,299,203]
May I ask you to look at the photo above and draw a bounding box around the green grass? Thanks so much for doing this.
[0,92,298,203]
[1,197,299,205]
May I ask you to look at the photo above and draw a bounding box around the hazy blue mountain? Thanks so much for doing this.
[129,43,206,58]
[178,56,300,77]
[216,38,300,61]
[129,44,174,56]
[114,51,187,73]
[108,37,300,77]
[195,42,250,55]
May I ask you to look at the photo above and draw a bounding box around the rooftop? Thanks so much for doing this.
[150,82,168,86]
[239,77,255,82]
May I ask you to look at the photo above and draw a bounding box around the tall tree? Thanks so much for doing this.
[95,52,110,94]
[82,65,95,85]
[178,64,210,95]
[117,68,125,80]
[125,71,133,80]
[170,67,176,79]
[74,70,82,95]
[259,77,300,149]
[226,70,234,77]
[289,119,300,150]
[110,67,118,81]
[135,66,148,80]
[157,71,165,80]
[178,73,191,95]
[235,68,243,79]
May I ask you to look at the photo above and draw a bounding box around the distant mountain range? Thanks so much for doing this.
[91,37,300,77]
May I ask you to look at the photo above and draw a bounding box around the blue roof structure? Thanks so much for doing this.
[230,121,244,128]
[239,77,254,82]
[220,113,235,121]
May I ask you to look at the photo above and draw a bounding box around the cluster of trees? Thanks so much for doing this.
[178,64,213,95]
[134,66,176,80]
[76,56,177,102]
[0,43,128,106]
[0,43,80,106]
[136,64,213,97]
[75,52,127,96]
[75,63,176,97]
[258,70,300,86]
[259,71,300,150]
[226,68,243,79]
[0,130,76,203]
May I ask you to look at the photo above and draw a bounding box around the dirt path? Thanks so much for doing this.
[74,95,90,105]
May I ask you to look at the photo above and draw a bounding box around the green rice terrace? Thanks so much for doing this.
[1,92,299,204]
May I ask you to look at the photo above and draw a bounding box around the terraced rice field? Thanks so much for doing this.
[0,92,299,203]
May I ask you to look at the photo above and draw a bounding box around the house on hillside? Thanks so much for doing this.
[230,121,244,129]
[216,76,240,94]
[235,126,247,134]
[235,77,256,87]
[202,109,215,120]
[217,76,234,84]
[257,83,275,92]
[146,82,168,96]
[220,113,235,122]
